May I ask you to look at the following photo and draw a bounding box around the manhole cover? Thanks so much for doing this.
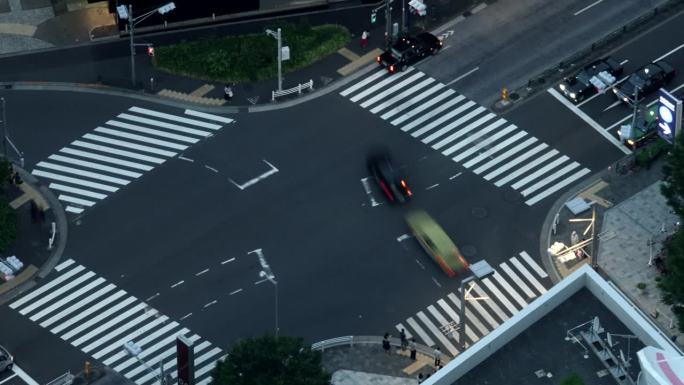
[472,206,487,218]
[461,245,477,257]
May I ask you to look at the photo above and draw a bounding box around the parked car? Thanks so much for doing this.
[376,33,442,73]
[367,149,412,203]
[613,61,676,105]
[405,210,469,277]
[558,57,623,103]
[0,345,13,372]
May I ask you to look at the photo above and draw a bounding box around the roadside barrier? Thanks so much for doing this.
[272,79,314,101]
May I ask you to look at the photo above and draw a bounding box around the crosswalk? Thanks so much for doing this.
[8,259,224,385]
[31,107,234,215]
[340,68,591,206]
[395,251,550,356]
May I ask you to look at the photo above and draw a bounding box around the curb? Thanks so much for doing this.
[0,164,68,306]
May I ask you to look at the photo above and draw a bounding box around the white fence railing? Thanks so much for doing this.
[272,79,314,101]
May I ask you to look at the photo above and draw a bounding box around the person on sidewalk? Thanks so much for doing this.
[382,333,391,354]
[417,373,424,384]
[360,30,369,48]
[224,84,233,101]
[434,346,442,367]
[400,328,408,351]
[410,338,417,360]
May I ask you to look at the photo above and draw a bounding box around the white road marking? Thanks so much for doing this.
[54,259,75,271]
[82,311,155,353]
[500,262,536,299]
[60,147,154,170]
[65,206,84,214]
[492,272,528,309]
[11,365,39,385]
[37,161,129,185]
[118,113,211,137]
[653,42,684,63]
[426,183,439,190]
[360,177,380,207]
[32,170,119,192]
[145,293,160,302]
[396,233,411,242]
[391,89,456,126]
[482,277,519,315]
[519,251,548,278]
[473,137,538,175]
[407,316,435,346]
[103,321,180,365]
[452,123,517,162]
[30,278,106,322]
[203,300,218,308]
[573,0,603,16]
[59,296,137,339]
[395,323,413,339]
[221,257,236,264]
[361,72,425,108]
[521,162,580,196]
[432,277,442,288]
[510,257,547,295]
[436,114,500,152]
[424,306,459,355]
[171,280,184,288]
[0,373,17,385]
[178,156,194,162]
[371,78,437,114]
[447,293,489,336]
[185,109,234,124]
[415,259,425,270]
[381,82,446,120]
[482,142,547,180]
[10,264,83,308]
[350,68,415,103]
[72,140,166,164]
[94,127,188,150]
[19,271,95,315]
[229,288,243,295]
[49,154,142,178]
[417,103,481,141]
[195,269,209,276]
[404,96,467,134]
[446,67,479,85]
[129,107,222,130]
[106,120,199,143]
[547,87,630,154]
[230,160,278,190]
[494,150,559,187]
[510,155,568,189]
[605,82,684,131]
[461,130,527,168]
[340,70,387,97]
[525,168,590,206]
[51,290,127,334]
[83,134,177,157]
[449,172,462,180]
[204,165,218,173]
[470,283,508,323]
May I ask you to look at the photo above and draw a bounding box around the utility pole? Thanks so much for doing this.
[128,4,136,88]
[1,97,6,159]
[266,28,283,91]
[385,0,392,49]
[401,0,407,33]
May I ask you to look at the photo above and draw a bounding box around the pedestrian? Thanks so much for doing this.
[382,332,391,354]
[417,373,424,384]
[672,334,678,343]
[360,30,369,48]
[224,84,233,101]
[434,346,442,367]
[400,328,407,351]
[410,338,417,360]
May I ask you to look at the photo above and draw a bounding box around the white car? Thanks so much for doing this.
[0,345,13,372]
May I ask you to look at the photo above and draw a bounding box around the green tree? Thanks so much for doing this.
[0,200,16,252]
[560,373,584,385]
[657,230,684,332]
[662,135,684,217]
[212,335,330,385]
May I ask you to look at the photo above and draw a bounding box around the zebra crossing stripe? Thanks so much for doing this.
[390,89,454,125]
[40,284,116,328]
[395,323,413,340]
[118,114,211,137]
[131,335,202,382]
[83,311,155,353]
[10,264,84,309]
[193,358,222,381]
[60,147,154,171]
[525,168,591,206]
[494,149,559,187]
[371,77,435,114]
[50,184,107,200]
[460,285,499,329]
[32,170,119,192]
[129,107,222,130]
[380,82,444,120]
[484,143,548,181]
[519,251,548,278]
[521,162,580,197]
[71,302,147,346]
[58,195,95,207]
[66,206,84,214]
[472,137,538,175]
[37,161,130,185]
[113,327,190,372]
[462,131,527,168]
[511,155,569,190]
[401,95,468,134]
[106,120,200,144]
[93,315,170,359]
[72,141,165,164]
[55,259,75,271]
[499,262,535,299]
[360,72,425,108]
[406,316,434,346]
[417,311,458,356]
[52,290,127,334]
[104,321,180,365]
[436,299,478,342]
[20,271,95,315]
[470,283,508,323]
[447,293,489,336]
[48,155,142,178]
[492,273,528,309]
[481,277,519,316]
[29,277,106,322]
[426,306,459,355]
[62,296,138,340]
[350,68,415,103]
[83,134,177,157]
[340,70,387,96]
[452,123,517,162]
[94,127,189,151]
[184,109,234,124]
[438,115,501,153]
[510,257,547,295]
[422,105,484,144]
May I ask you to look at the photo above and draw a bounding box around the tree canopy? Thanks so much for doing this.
[212,335,331,385]
[662,134,684,217]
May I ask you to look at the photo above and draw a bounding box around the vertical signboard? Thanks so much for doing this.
[658,88,682,145]
[177,335,195,385]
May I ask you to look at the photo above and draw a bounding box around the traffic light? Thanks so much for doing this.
[147,46,155,57]
[371,11,377,23]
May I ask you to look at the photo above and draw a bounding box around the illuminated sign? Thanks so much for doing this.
[658,88,682,145]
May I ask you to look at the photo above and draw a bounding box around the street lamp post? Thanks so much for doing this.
[117,2,176,88]
[1,97,6,159]
[265,28,283,91]
[458,260,494,351]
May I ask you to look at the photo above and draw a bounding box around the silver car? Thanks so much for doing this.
[0,345,13,372]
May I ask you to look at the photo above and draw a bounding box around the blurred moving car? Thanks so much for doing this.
[376,33,442,73]
[405,210,469,277]
[558,57,623,103]
[0,345,13,372]
[367,150,412,203]
[613,61,675,105]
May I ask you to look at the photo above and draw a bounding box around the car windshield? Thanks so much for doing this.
[390,48,404,59]
[626,74,646,89]
[575,72,592,86]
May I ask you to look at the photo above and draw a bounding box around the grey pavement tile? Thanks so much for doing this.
[20,0,50,10]
[0,33,53,54]
[0,6,52,24]
[0,0,10,13]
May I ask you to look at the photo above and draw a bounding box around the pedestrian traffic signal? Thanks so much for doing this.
[147,46,155,57]
[371,11,377,23]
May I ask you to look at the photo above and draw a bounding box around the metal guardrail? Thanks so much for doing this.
[272,79,314,101]
[45,371,74,385]
[311,336,354,351]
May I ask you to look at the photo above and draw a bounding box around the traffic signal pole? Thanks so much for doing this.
[385,0,392,49]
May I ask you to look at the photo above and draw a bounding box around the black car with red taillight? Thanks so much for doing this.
[367,150,413,203]
[376,33,442,74]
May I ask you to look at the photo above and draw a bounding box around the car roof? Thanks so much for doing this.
[406,210,462,264]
